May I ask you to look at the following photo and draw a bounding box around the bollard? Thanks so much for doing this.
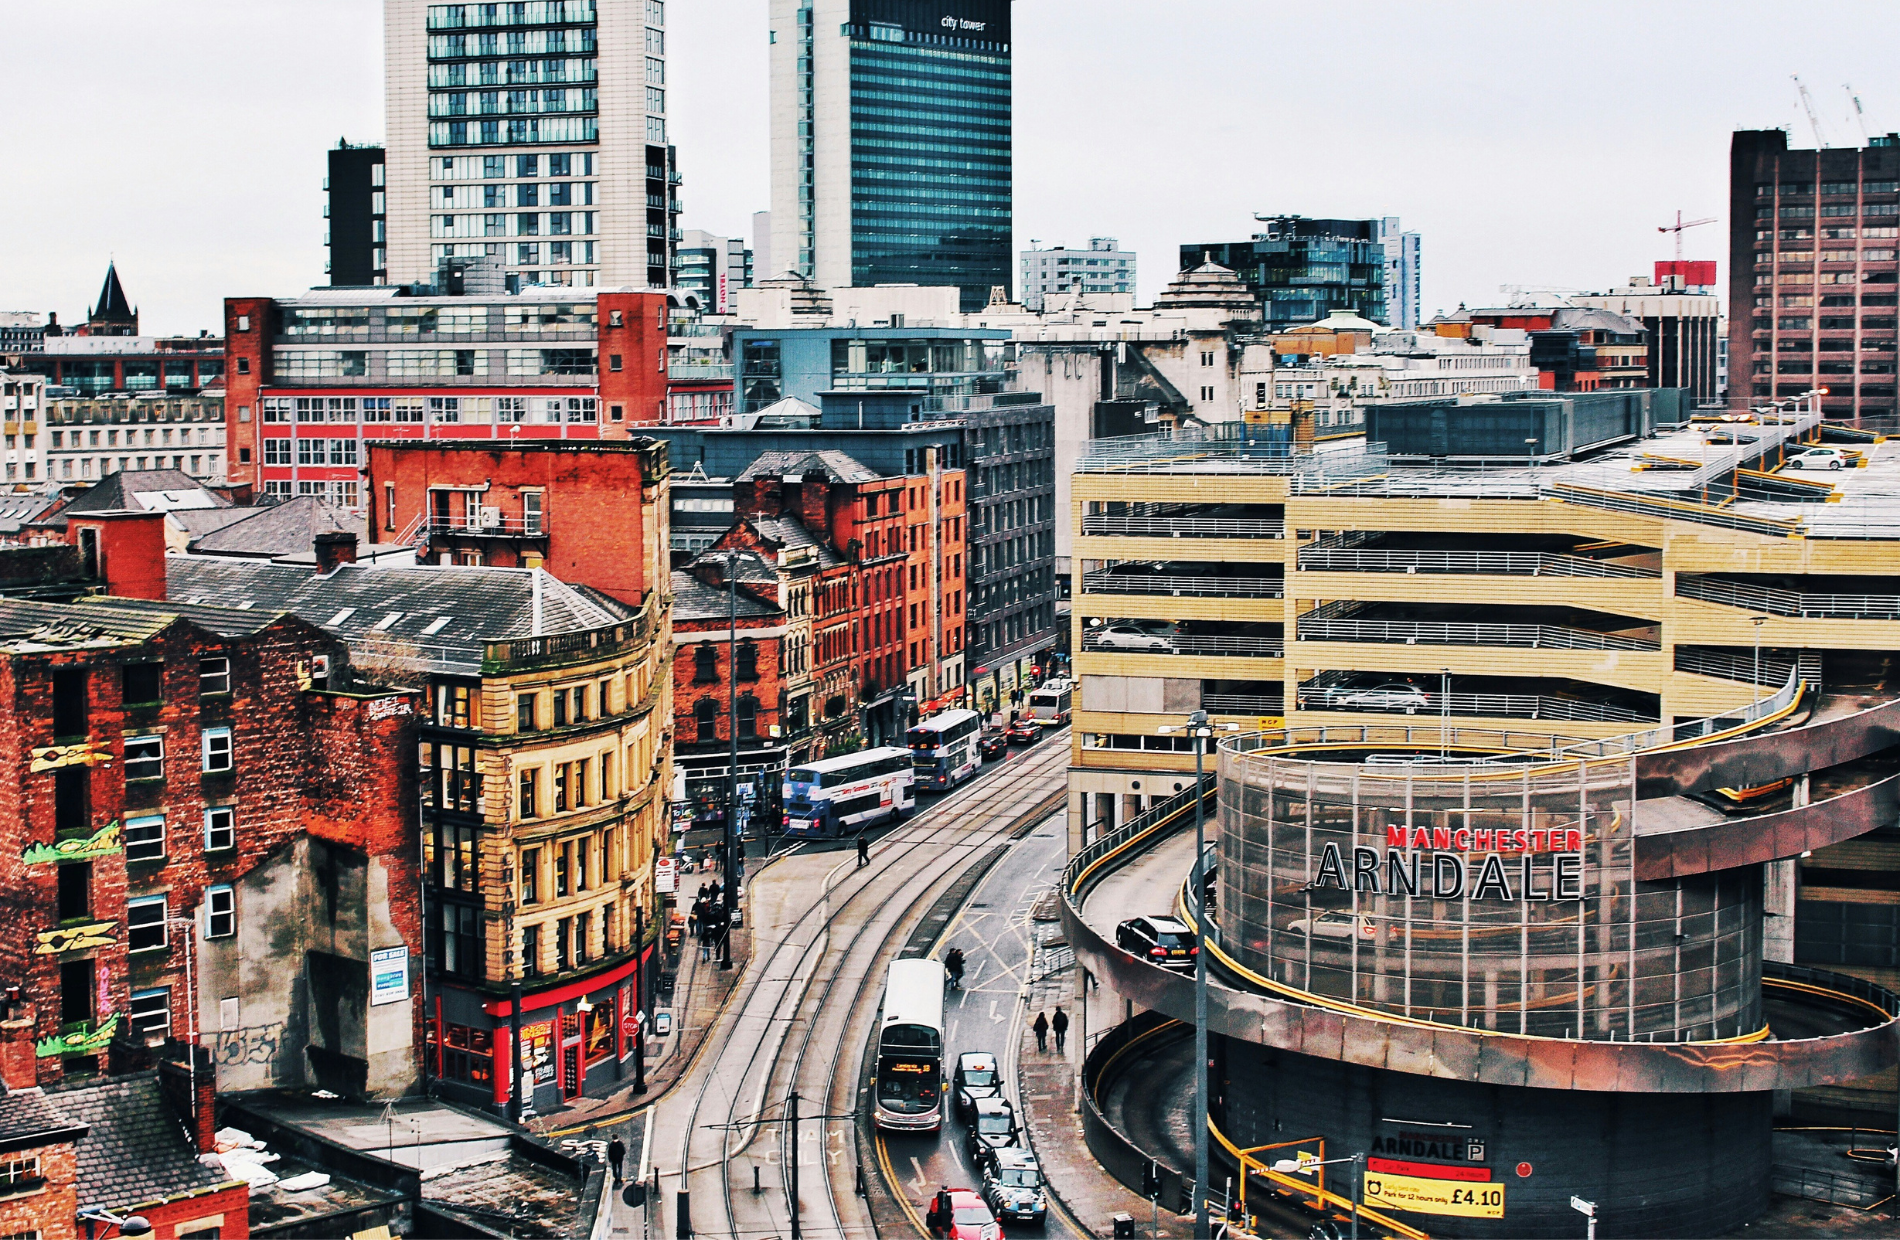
[1111,1212,1136,1239]
[753,1165,762,1195]
[676,1188,692,1238]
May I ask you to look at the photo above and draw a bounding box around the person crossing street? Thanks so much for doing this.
[857,833,870,868]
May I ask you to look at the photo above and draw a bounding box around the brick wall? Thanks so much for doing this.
[0,1141,79,1240]
[596,291,670,429]
[220,298,271,489]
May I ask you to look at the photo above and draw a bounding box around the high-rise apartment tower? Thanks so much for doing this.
[769,1,1013,312]
[1731,128,1900,421]
[385,0,680,291]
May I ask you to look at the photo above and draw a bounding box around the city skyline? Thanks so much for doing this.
[8,2,1900,332]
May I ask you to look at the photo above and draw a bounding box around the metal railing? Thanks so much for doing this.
[1080,570,1284,599]
[667,362,734,381]
[1547,482,1805,538]
[1555,671,1802,758]
[1676,573,1900,620]
[1296,687,1653,725]
[1297,616,1659,652]
[1674,646,1796,686]
[417,513,545,538]
[1081,514,1286,539]
[1297,546,1659,580]
[1770,1164,1887,1208]
[1081,633,1284,658]
[1202,693,1286,715]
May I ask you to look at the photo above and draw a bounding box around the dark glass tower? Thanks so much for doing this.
[771,1,1013,313]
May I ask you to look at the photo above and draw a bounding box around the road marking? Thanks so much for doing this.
[949,1019,959,1042]
[876,1134,930,1235]
[989,999,1004,1023]
[635,1104,654,1187]
[909,1155,928,1192]
[966,959,985,987]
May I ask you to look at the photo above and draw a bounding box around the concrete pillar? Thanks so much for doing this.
[1763,773,1807,965]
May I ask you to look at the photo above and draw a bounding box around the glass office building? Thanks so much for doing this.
[770,1,1012,313]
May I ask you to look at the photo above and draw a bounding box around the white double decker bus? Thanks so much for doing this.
[906,707,982,792]
[780,746,914,839]
[873,958,947,1131]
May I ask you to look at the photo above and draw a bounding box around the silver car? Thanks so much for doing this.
[1090,622,1176,651]
[1326,682,1430,711]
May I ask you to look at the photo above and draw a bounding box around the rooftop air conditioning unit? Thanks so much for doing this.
[478,506,503,529]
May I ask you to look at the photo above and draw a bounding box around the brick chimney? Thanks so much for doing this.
[795,472,830,539]
[157,1046,218,1153]
[67,510,166,600]
[0,990,37,1090]
[314,531,359,574]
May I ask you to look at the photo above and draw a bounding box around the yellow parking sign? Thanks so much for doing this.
[1363,1171,1505,1219]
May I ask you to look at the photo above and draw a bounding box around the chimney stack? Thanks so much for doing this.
[0,990,37,1090]
[314,531,359,574]
[796,472,830,536]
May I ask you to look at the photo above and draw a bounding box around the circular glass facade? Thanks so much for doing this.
[1217,743,1762,1042]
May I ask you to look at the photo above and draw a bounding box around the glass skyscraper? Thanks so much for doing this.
[770,1,1012,312]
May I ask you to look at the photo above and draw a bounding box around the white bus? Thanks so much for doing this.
[781,746,915,839]
[1026,683,1072,727]
[906,708,983,792]
[874,958,947,1131]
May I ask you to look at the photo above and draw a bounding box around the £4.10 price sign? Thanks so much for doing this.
[1363,1171,1505,1219]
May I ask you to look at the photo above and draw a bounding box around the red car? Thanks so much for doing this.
[925,1187,1000,1239]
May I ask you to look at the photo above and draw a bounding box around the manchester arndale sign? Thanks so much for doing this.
[1311,826,1586,903]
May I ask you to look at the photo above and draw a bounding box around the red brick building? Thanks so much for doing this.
[669,554,787,833]
[221,288,670,508]
[0,574,423,1099]
[363,438,670,606]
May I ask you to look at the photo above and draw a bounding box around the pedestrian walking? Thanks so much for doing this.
[607,1135,626,1184]
[857,833,870,868]
[1032,1011,1049,1052]
[1051,1007,1069,1053]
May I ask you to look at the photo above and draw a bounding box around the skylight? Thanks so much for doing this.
[328,607,357,625]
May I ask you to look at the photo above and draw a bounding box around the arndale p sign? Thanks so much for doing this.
[1311,826,1586,903]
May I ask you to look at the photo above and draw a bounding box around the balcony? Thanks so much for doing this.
[1080,562,1283,600]
[1081,504,1285,541]
[1297,672,1656,725]
[419,513,545,539]
[669,362,734,381]
[1298,545,1657,579]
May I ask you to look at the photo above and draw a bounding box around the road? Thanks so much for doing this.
[623,730,1072,1240]
[875,813,1085,1237]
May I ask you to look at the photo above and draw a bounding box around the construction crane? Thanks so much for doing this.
[1793,74,1830,148]
[1844,83,1871,146]
[1658,210,1717,263]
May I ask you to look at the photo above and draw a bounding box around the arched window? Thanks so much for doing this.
[694,697,718,743]
[735,638,759,682]
[736,694,758,740]
[694,642,718,683]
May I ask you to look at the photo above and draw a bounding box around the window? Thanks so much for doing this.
[124,735,164,781]
[575,831,589,888]
[736,639,758,681]
[519,767,538,819]
[522,923,541,977]
[555,916,571,970]
[575,910,591,964]
[204,806,235,851]
[435,903,479,977]
[695,697,718,742]
[1199,385,1215,402]
[121,662,162,704]
[129,987,171,1040]
[52,668,87,738]
[60,959,94,1025]
[199,657,230,695]
[517,692,537,731]
[694,642,718,682]
[737,694,758,740]
[204,886,235,937]
[57,862,90,921]
[124,814,165,863]
[428,1020,493,1086]
[202,727,233,772]
[128,896,168,952]
[1,1153,45,1195]
[520,847,540,904]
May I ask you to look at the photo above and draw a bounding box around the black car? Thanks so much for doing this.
[953,1051,1003,1122]
[1004,719,1040,745]
[978,728,1009,761]
[1115,916,1197,971]
[964,1096,1021,1174]
[981,1147,1048,1227]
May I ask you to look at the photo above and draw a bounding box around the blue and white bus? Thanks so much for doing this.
[781,746,915,839]
[906,708,982,792]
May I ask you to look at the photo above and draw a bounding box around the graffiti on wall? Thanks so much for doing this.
[212,1025,284,1069]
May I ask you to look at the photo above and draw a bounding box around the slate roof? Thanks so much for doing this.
[0,595,287,648]
[736,449,882,485]
[188,496,359,559]
[749,515,845,568]
[47,1071,232,1213]
[166,556,635,667]
[46,471,226,526]
[670,567,780,623]
[0,1086,89,1154]
[167,507,259,540]
[0,491,63,535]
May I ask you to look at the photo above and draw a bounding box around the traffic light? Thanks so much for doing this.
[1142,1161,1160,1199]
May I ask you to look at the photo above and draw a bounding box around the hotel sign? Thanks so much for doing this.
[1312,827,1585,903]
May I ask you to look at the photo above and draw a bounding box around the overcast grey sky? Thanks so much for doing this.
[7,2,1900,334]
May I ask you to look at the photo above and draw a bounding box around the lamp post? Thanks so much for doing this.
[1156,709,1239,1239]
[1751,615,1769,703]
[80,1210,152,1239]
[722,550,740,971]
[1439,668,1451,759]
[1272,1152,1365,1240]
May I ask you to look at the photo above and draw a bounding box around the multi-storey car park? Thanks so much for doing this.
[1061,390,1900,1237]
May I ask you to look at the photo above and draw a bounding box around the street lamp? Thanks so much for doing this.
[1156,709,1239,1239]
[80,1210,152,1239]
[721,550,741,972]
[1439,668,1451,760]
[1271,1152,1366,1240]
[1750,615,1770,703]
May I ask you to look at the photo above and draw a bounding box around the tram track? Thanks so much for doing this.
[665,732,1072,1240]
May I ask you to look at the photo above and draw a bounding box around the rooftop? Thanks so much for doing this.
[736,448,882,484]
[47,1071,238,1215]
